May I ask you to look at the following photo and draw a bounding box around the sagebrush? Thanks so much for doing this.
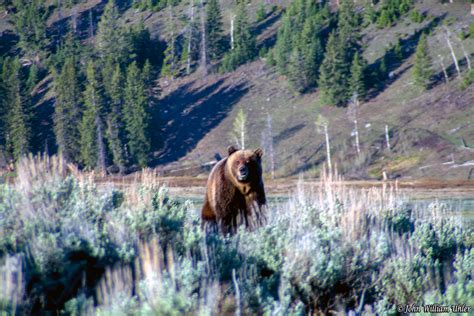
[0,156,472,315]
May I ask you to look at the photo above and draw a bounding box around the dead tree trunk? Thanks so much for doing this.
[324,124,332,174]
[385,125,391,152]
[316,115,332,175]
[457,37,472,71]
[443,26,462,79]
[186,0,195,75]
[199,0,208,76]
[354,118,361,156]
[230,15,235,50]
[349,96,361,156]
[265,114,275,179]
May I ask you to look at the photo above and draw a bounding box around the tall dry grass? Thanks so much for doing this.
[0,156,472,315]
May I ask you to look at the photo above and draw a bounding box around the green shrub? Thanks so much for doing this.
[423,249,474,307]
[256,3,266,22]
[460,70,474,90]
[0,156,472,314]
[410,10,425,23]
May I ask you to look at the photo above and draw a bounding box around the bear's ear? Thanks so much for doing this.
[254,148,264,159]
[227,146,238,156]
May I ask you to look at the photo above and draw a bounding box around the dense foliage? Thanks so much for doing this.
[1,0,159,171]
[413,33,433,89]
[0,156,472,314]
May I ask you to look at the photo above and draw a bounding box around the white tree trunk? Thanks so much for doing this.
[349,96,361,156]
[443,26,461,79]
[186,0,194,75]
[199,0,208,75]
[324,125,332,174]
[230,15,235,50]
[385,125,391,152]
[458,38,472,71]
[354,119,360,155]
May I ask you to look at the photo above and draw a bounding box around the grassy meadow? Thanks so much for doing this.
[0,155,473,315]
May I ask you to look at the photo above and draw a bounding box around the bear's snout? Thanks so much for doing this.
[238,165,249,181]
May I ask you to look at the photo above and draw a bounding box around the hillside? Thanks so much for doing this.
[153,0,474,180]
[0,0,473,180]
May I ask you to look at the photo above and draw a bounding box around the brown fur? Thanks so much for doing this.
[201,146,266,234]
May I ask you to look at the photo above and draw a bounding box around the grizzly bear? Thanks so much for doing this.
[201,146,266,234]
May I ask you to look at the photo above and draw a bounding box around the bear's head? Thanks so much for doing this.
[227,146,263,183]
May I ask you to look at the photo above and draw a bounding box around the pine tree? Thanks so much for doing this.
[129,19,153,66]
[300,16,324,90]
[377,54,388,83]
[54,57,82,162]
[377,9,391,28]
[287,48,307,93]
[11,0,49,61]
[413,33,433,89]
[318,32,348,107]
[363,1,376,26]
[273,0,327,90]
[80,61,106,171]
[161,43,178,78]
[337,0,361,64]
[394,38,403,61]
[349,52,366,100]
[206,0,225,61]
[221,2,256,71]
[234,2,256,62]
[51,30,84,71]
[124,62,150,167]
[106,64,126,172]
[3,58,29,160]
[25,63,38,93]
[274,15,293,74]
[181,0,200,74]
[256,2,266,22]
[101,57,116,99]
[336,0,362,102]
[96,0,130,64]
[162,4,179,78]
